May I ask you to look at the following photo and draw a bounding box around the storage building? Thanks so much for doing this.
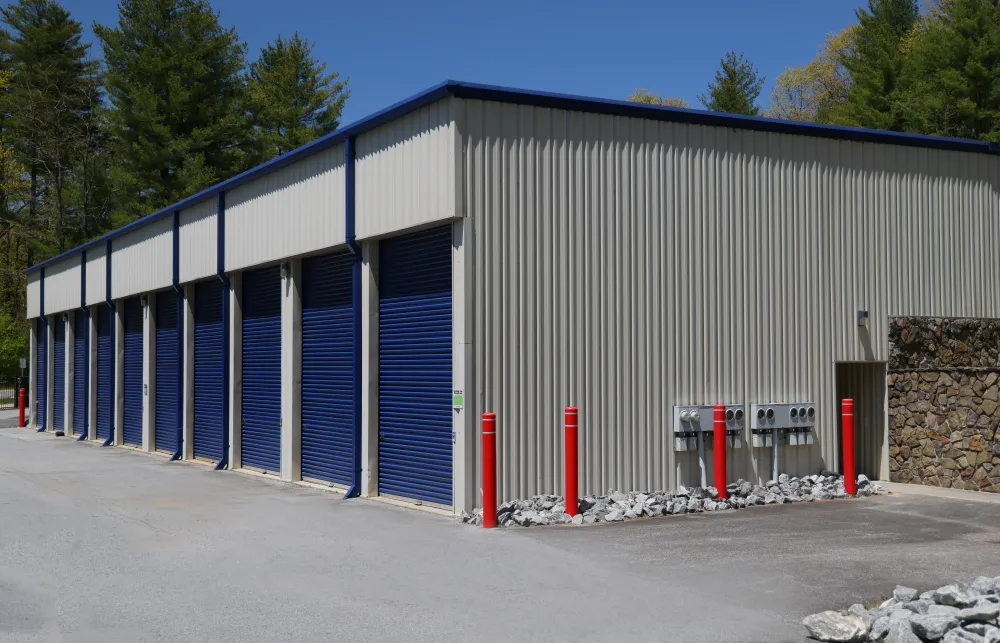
[24,81,1000,512]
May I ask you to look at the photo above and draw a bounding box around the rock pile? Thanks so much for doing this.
[803,578,1000,642]
[458,473,887,528]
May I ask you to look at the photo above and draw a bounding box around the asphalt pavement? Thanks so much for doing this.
[1,427,998,642]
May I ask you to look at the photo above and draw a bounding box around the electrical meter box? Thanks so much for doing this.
[672,405,745,451]
[749,403,816,448]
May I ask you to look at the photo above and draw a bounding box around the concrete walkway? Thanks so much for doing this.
[881,480,1000,504]
[1,428,999,643]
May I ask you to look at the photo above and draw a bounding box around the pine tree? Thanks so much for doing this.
[1,0,100,254]
[95,0,249,222]
[898,0,1000,141]
[247,33,348,161]
[828,0,919,130]
[698,52,764,116]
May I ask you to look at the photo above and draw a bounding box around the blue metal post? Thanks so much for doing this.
[77,251,89,441]
[37,267,46,431]
[344,136,361,498]
[171,211,184,461]
[215,192,230,470]
[102,240,115,447]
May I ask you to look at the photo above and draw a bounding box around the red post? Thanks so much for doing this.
[842,399,857,495]
[565,407,579,517]
[482,413,497,528]
[18,388,25,428]
[713,404,728,499]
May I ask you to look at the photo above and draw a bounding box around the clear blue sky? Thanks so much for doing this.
[59,0,862,126]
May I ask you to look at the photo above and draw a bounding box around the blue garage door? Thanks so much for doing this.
[155,291,180,454]
[35,318,46,429]
[122,297,143,447]
[96,306,112,440]
[241,267,281,473]
[194,280,224,461]
[378,226,453,506]
[301,251,354,485]
[53,318,66,432]
[73,311,87,437]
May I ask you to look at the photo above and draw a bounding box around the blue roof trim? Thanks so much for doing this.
[24,78,1000,274]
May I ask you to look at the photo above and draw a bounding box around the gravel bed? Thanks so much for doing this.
[803,578,1000,642]
[458,473,887,528]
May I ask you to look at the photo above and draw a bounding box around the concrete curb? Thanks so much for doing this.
[881,481,1000,505]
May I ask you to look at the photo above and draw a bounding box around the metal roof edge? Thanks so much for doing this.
[24,81,455,274]
[448,80,996,155]
[25,78,998,274]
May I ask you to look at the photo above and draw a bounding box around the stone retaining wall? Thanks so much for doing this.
[889,317,1000,492]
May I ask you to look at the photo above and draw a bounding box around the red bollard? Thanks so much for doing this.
[565,407,579,517]
[482,413,497,528]
[842,399,857,495]
[18,388,25,428]
[713,404,728,499]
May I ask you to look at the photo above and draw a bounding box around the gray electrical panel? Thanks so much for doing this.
[672,405,745,451]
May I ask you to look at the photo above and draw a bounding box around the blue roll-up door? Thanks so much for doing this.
[194,280,224,461]
[36,318,46,429]
[241,267,281,473]
[301,251,354,485]
[96,306,112,440]
[122,297,143,447]
[53,318,66,432]
[73,311,87,437]
[378,225,453,506]
[155,291,179,454]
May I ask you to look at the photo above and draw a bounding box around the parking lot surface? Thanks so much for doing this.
[1,426,998,642]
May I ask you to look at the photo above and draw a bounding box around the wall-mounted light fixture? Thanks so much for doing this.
[856,310,869,327]
[280,262,289,279]
[140,294,148,307]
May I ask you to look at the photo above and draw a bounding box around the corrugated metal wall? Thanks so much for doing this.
[356,98,459,240]
[226,145,346,271]
[85,245,106,306]
[179,199,218,283]
[111,217,172,299]
[26,271,39,319]
[460,98,1000,500]
[42,257,81,315]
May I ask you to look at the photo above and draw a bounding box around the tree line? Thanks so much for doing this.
[631,0,1000,144]
[0,0,347,374]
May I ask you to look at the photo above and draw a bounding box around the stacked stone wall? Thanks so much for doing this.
[888,317,1000,492]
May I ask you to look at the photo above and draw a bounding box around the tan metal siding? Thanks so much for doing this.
[26,270,39,319]
[111,216,172,298]
[178,199,217,283]
[43,256,82,315]
[225,144,346,271]
[85,245,106,306]
[356,98,457,240]
[461,98,1000,501]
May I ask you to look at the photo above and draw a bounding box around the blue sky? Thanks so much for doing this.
[59,0,862,125]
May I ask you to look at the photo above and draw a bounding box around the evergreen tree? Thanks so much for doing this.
[698,51,764,116]
[898,0,1000,141]
[1,0,99,253]
[95,0,249,222]
[828,0,919,130]
[247,33,348,160]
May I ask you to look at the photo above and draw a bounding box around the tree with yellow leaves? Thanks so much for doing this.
[765,25,857,122]
[626,88,689,109]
